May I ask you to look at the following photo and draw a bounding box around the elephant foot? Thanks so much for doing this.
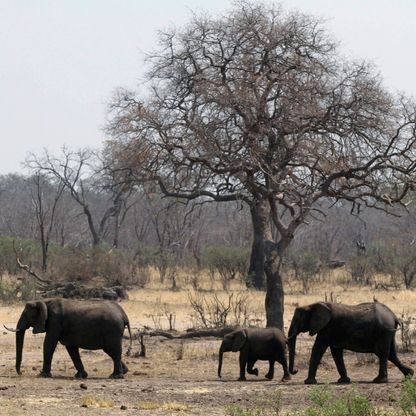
[337,376,351,384]
[404,368,414,378]
[281,374,291,382]
[304,377,317,385]
[38,371,52,378]
[121,362,129,375]
[238,376,247,381]
[247,368,258,376]
[373,376,388,383]
[109,373,124,379]
[265,372,274,380]
[75,370,88,379]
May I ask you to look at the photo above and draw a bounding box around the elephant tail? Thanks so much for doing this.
[394,318,403,332]
[125,319,133,356]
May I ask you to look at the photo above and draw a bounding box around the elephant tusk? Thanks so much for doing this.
[3,324,20,333]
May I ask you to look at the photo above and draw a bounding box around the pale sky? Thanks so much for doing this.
[1,0,415,175]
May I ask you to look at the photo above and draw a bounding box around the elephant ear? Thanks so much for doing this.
[231,330,247,352]
[32,301,48,334]
[309,303,331,336]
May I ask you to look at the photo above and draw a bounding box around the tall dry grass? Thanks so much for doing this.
[2,267,416,333]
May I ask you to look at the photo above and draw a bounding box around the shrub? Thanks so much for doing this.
[348,254,374,285]
[399,377,416,415]
[0,237,41,275]
[306,386,375,416]
[202,245,249,290]
[287,250,320,293]
[48,245,132,284]
[0,278,37,303]
[0,279,19,303]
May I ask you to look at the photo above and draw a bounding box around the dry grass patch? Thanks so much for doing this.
[81,394,114,408]
[137,401,190,411]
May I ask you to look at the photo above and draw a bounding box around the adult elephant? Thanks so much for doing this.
[288,301,413,384]
[218,327,295,381]
[6,298,132,379]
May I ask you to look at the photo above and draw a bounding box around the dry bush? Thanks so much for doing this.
[0,276,38,303]
[399,311,416,353]
[144,296,177,330]
[130,265,151,288]
[49,246,132,285]
[202,246,249,290]
[188,291,252,328]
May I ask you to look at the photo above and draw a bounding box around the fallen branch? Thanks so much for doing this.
[13,240,51,286]
[137,326,238,340]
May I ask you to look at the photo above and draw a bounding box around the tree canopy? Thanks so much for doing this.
[107,1,416,328]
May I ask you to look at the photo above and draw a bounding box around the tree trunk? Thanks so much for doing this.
[83,205,100,246]
[40,228,48,272]
[264,240,285,330]
[248,200,270,289]
[113,210,120,248]
[248,198,287,330]
[41,242,48,272]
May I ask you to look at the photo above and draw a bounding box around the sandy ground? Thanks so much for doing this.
[1,284,416,415]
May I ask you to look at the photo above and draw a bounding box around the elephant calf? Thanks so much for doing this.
[7,298,132,379]
[288,301,414,384]
[218,327,294,381]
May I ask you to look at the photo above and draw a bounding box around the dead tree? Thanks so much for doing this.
[28,173,65,272]
[26,148,133,247]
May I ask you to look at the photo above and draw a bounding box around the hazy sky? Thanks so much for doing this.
[1,0,415,175]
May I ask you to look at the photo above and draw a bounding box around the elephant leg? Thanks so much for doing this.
[65,346,88,379]
[372,340,392,383]
[389,341,414,378]
[305,339,328,384]
[265,360,274,380]
[330,347,350,384]
[277,354,291,382]
[121,360,129,375]
[238,351,248,381]
[247,358,258,376]
[40,334,59,377]
[373,354,389,383]
[104,339,124,379]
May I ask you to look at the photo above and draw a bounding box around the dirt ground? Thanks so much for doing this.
[1,286,416,415]
[0,284,416,416]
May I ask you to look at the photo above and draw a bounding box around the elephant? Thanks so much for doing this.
[288,301,414,384]
[217,327,295,381]
[6,298,132,379]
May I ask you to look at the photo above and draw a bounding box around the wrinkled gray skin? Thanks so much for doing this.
[288,302,414,384]
[218,328,295,381]
[12,298,132,379]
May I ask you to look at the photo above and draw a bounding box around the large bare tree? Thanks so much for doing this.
[27,148,133,248]
[108,2,416,328]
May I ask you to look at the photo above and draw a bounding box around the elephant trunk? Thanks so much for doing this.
[288,334,298,375]
[218,343,224,378]
[288,317,299,375]
[15,314,28,375]
[15,329,25,375]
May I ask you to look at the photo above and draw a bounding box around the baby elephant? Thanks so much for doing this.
[218,327,295,381]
